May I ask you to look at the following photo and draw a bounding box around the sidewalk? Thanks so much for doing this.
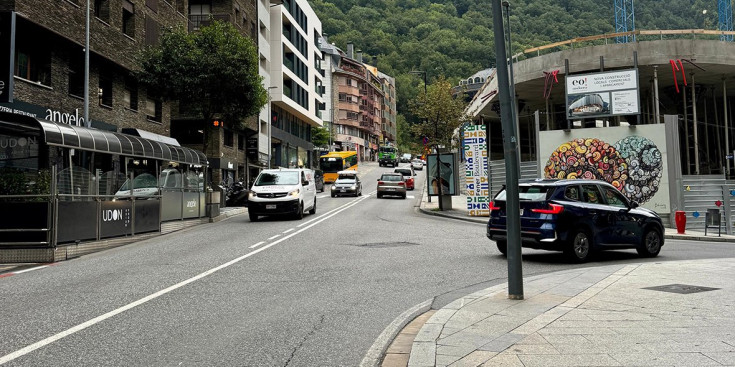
[385,192,735,367]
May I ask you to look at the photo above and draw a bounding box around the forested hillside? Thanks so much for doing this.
[311,0,708,138]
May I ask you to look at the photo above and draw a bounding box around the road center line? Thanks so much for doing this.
[267,235,280,240]
[282,228,294,234]
[249,241,265,249]
[0,194,370,365]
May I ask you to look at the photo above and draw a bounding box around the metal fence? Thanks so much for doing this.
[681,174,734,234]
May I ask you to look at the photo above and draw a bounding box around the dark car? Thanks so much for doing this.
[314,169,325,193]
[486,179,664,263]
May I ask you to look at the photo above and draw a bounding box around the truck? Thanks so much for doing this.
[378,145,398,167]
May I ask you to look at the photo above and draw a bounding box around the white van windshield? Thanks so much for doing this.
[254,171,300,186]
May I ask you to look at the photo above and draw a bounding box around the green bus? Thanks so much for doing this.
[378,146,398,167]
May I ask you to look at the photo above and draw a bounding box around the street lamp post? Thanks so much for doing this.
[267,86,277,169]
[409,70,436,206]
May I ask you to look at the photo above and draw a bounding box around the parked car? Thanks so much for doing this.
[376,172,407,199]
[331,170,362,197]
[411,159,424,170]
[314,169,325,193]
[394,167,415,190]
[247,168,317,221]
[486,179,664,263]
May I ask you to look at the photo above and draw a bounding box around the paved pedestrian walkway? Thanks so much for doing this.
[375,191,735,367]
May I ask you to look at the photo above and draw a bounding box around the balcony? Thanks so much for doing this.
[189,14,231,32]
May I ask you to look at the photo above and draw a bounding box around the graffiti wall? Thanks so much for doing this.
[538,124,670,214]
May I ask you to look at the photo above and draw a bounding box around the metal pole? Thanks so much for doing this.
[653,66,661,123]
[84,0,90,128]
[492,0,523,300]
[714,87,722,172]
[725,78,730,177]
[503,1,520,176]
[683,86,690,174]
[692,74,699,174]
[267,86,277,169]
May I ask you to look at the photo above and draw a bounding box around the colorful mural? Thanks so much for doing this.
[544,136,663,204]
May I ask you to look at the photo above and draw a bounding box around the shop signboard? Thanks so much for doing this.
[99,200,133,238]
[565,69,639,120]
[463,124,489,216]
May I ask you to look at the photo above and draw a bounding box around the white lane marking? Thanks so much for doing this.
[12,266,48,274]
[282,228,294,234]
[407,196,415,199]
[267,235,280,240]
[249,241,265,249]
[317,195,330,199]
[0,195,371,365]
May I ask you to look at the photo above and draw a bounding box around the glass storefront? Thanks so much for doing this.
[0,112,207,248]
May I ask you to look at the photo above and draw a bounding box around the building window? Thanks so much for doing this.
[124,78,138,110]
[145,96,162,122]
[224,130,234,147]
[122,0,135,37]
[94,0,110,22]
[238,134,244,150]
[145,16,160,46]
[98,75,113,107]
[68,53,84,97]
[15,48,51,86]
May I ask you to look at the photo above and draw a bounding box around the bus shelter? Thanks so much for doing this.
[0,112,208,262]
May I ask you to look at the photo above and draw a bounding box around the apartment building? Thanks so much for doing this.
[259,0,324,170]
[319,38,396,161]
[0,0,184,133]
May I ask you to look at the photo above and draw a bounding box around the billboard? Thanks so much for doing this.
[427,153,457,196]
[565,69,639,119]
[463,125,488,216]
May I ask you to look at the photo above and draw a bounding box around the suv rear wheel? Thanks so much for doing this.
[565,230,593,263]
[495,240,507,255]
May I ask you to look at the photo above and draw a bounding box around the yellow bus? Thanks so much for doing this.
[319,151,358,183]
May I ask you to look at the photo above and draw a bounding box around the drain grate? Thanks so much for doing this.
[643,284,720,294]
[354,241,419,248]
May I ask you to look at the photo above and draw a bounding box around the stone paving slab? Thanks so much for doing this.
[406,259,735,367]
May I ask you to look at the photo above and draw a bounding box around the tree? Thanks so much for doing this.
[409,76,469,152]
[137,21,267,152]
[311,126,332,148]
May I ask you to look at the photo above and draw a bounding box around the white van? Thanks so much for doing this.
[247,168,317,221]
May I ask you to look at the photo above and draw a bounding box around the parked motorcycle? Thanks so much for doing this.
[225,181,250,207]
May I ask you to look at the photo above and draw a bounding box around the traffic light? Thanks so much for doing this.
[213,120,223,127]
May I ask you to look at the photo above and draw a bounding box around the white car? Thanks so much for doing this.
[248,168,317,221]
[411,159,424,170]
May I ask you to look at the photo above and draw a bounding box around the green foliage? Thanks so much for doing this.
[137,21,267,129]
[409,76,469,151]
[313,0,700,147]
[311,126,332,148]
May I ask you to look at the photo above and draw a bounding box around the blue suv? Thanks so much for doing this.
[486,179,664,262]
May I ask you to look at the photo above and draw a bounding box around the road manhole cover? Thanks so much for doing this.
[643,284,720,294]
[355,242,419,248]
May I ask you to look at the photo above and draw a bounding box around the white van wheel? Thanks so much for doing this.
[309,198,316,214]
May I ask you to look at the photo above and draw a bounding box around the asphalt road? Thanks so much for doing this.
[1,161,734,366]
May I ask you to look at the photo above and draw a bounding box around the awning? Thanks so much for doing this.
[0,111,207,165]
[121,128,181,146]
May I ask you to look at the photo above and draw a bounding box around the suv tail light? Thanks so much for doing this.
[378,181,384,185]
[531,203,564,214]
[489,201,500,211]
[398,181,405,186]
